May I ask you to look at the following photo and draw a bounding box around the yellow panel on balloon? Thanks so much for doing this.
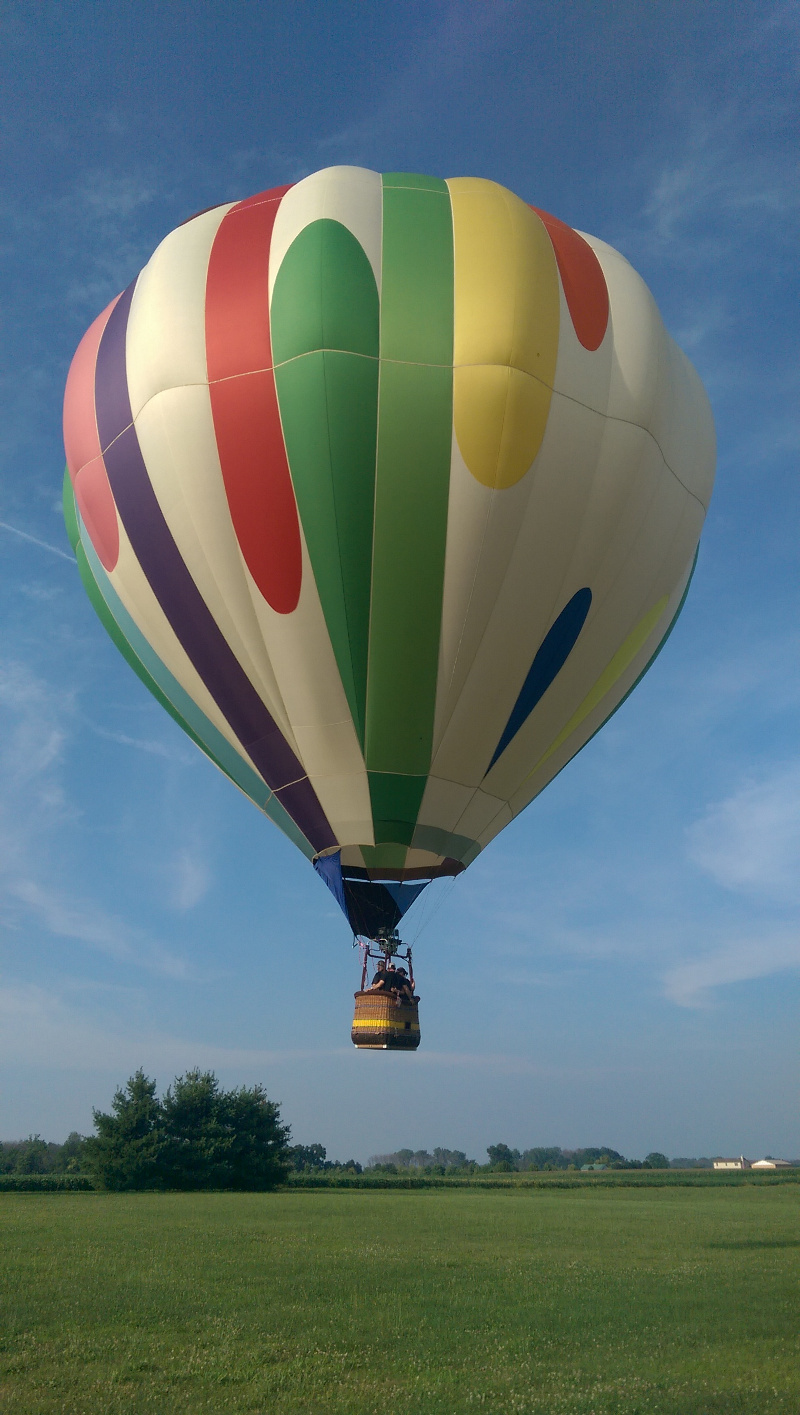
[448,177,560,489]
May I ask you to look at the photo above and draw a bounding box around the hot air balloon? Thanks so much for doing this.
[62,166,715,1050]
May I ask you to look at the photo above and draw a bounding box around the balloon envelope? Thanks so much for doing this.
[63,167,715,934]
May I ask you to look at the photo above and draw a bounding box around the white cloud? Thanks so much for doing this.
[7,877,193,980]
[0,981,336,1074]
[663,930,800,1008]
[641,116,798,253]
[170,848,211,912]
[686,762,800,903]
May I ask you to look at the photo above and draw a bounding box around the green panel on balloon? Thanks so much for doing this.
[365,177,454,793]
[368,771,428,845]
[272,220,380,746]
[62,466,80,552]
[271,218,379,364]
[275,350,378,744]
[359,843,411,871]
[411,822,477,864]
[381,172,451,194]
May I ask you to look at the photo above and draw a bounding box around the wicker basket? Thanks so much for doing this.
[351,990,420,1050]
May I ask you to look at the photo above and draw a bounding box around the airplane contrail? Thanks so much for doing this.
[0,519,75,563]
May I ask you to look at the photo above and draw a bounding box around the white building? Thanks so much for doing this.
[751,1158,791,1169]
[713,1156,750,1170]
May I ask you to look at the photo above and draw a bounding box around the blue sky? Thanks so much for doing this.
[1,0,798,1162]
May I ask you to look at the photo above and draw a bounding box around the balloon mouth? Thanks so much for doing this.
[315,848,460,938]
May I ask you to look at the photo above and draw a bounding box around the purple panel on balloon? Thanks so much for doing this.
[93,282,336,852]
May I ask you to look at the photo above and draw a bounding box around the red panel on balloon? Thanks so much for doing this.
[532,208,609,352]
[205,188,301,615]
[63,295,120,480]
[63,295,121,570]
[234,183,293,213]
[74,456,120,571]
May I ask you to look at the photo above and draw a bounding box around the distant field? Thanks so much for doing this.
[1,1187,799,1413]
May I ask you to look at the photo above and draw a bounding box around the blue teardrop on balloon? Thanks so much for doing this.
[487,587,592,771]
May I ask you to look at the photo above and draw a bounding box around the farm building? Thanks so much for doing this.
[712,1157,750,1170]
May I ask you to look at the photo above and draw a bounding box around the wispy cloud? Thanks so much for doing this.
[686,762,800,904]
[613,8,798,390]
[640,111,798,257]
[0,981,337,1073]
[170,848,211,912]
[663,930,800,1008]
[317,1,519,164]
[57,168,162,313]
[7,878,193,980]
[0,660,193,979]
[0,519,74,562]
[85,721,194,763]
[0,980,608,1083]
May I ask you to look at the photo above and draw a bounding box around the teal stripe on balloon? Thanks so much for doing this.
[77,508,316,860]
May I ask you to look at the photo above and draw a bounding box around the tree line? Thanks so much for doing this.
[2,1069,709,1189]
[368,1145,674,1173]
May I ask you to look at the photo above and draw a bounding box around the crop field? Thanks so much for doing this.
[1,1185,799,1414]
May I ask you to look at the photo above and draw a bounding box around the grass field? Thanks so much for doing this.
[1,1186,799,1413]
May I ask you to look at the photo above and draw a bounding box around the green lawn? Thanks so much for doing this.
[1,1186,799,1413]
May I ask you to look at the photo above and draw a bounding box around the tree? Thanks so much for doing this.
[161,1070,232,1190]
[520,1147,564,1170]
[15,1136,50,1174]
[644,1151,670,1169]
[214,1079,290,1190]
[161,1070,290,1190]
[55,1132,90,1173]
[433,1148,469,1170]
[487,1143,518,1172]
[86,1070,167,1191]
[85,1069,290,1191]
[289,1143,328,1173]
